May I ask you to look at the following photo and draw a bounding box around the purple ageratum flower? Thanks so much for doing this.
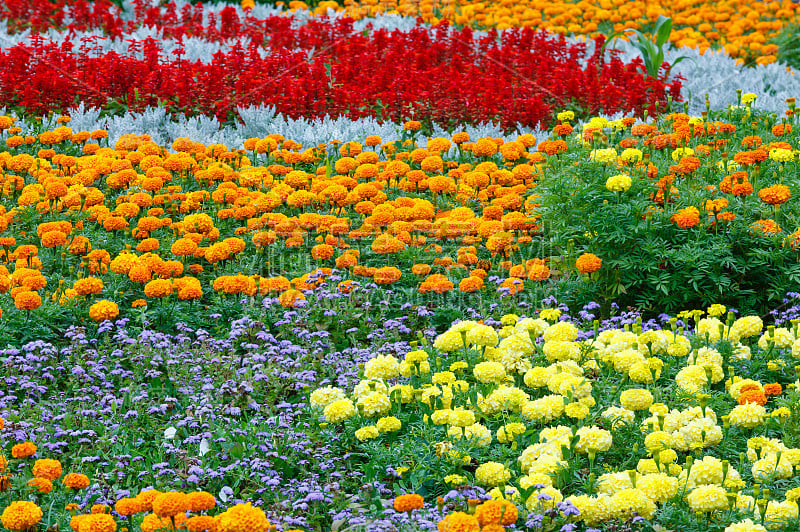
[526,514,544,528]
[557,500,580,517]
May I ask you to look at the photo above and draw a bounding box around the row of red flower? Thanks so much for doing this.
[0,22,681,129]
[2,0,335,43]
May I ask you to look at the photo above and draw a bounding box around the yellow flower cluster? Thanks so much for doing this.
[309,305,800,529]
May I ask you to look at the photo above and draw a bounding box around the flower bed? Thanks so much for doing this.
[0,16,679,129]
[0,96,798,341]
[0,1,799,531]
[280,0,800,67]
[306,309,800,531]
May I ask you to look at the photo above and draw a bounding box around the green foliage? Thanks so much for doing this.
[616,16,693,79]
[770,22,800,71]
[537,107,800,316]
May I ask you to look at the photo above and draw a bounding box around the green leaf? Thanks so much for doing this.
[654,16,673,48]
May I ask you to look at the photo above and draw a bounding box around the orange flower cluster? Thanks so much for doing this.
[671,206,700,229]
[393,494,424,512]
[1,104,799,326]
[292,0,798,65]
[0,122,551,323]
[575,253,602,274]
[758,184,791,205]
[738,389,767,405]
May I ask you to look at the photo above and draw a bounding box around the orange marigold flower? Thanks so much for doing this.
[89,300,119,322]
[527,263,551,281]
[458,276,484,293]
[140,513,174,532]
[763,383,782,396]
[374,267,402,285]
[14,291,42,310]
[278,289,306,308]
[215,502,271,532]
[419,274,454,294]
[537,139,567,155]
[741,135,762,148]
[63,473,90,490]
[393,494,424,513]
[575,253,602,274]
[79,513,117,532]
[73,277,104,296]
[758,184,791,205]
[475,499,518,526]
[772,123,792,136]
[70,515,89,532]
[187,516,217,532]
[552,123,573,137]
[11,442,37,459]
[113,498,141,517]
[1,501,43,531]
[311,244,334,260]
[498,277,525,296]
[144,279,173,298]
[41,230,67,247]
[437,512,480,532]
[32,458,62,480]
[136,490,162,512]
[671,206,700,229]
[750,219,781,236]
[153,492,189,518]
[186,491,216,513]
[738,390,767,406]
[29,478,53,494]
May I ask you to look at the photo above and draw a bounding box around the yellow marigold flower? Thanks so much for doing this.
[687,485,728,514]
[605,173,632,192]
[323,399,356,423]
[589,148,617,164]
[376,416,402,433]
[620,389,653,411]
[475,462,511,487]
[671,147,694,161]
[556,111,574,122]
[724,519,767,532]
[354,425,379,441]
